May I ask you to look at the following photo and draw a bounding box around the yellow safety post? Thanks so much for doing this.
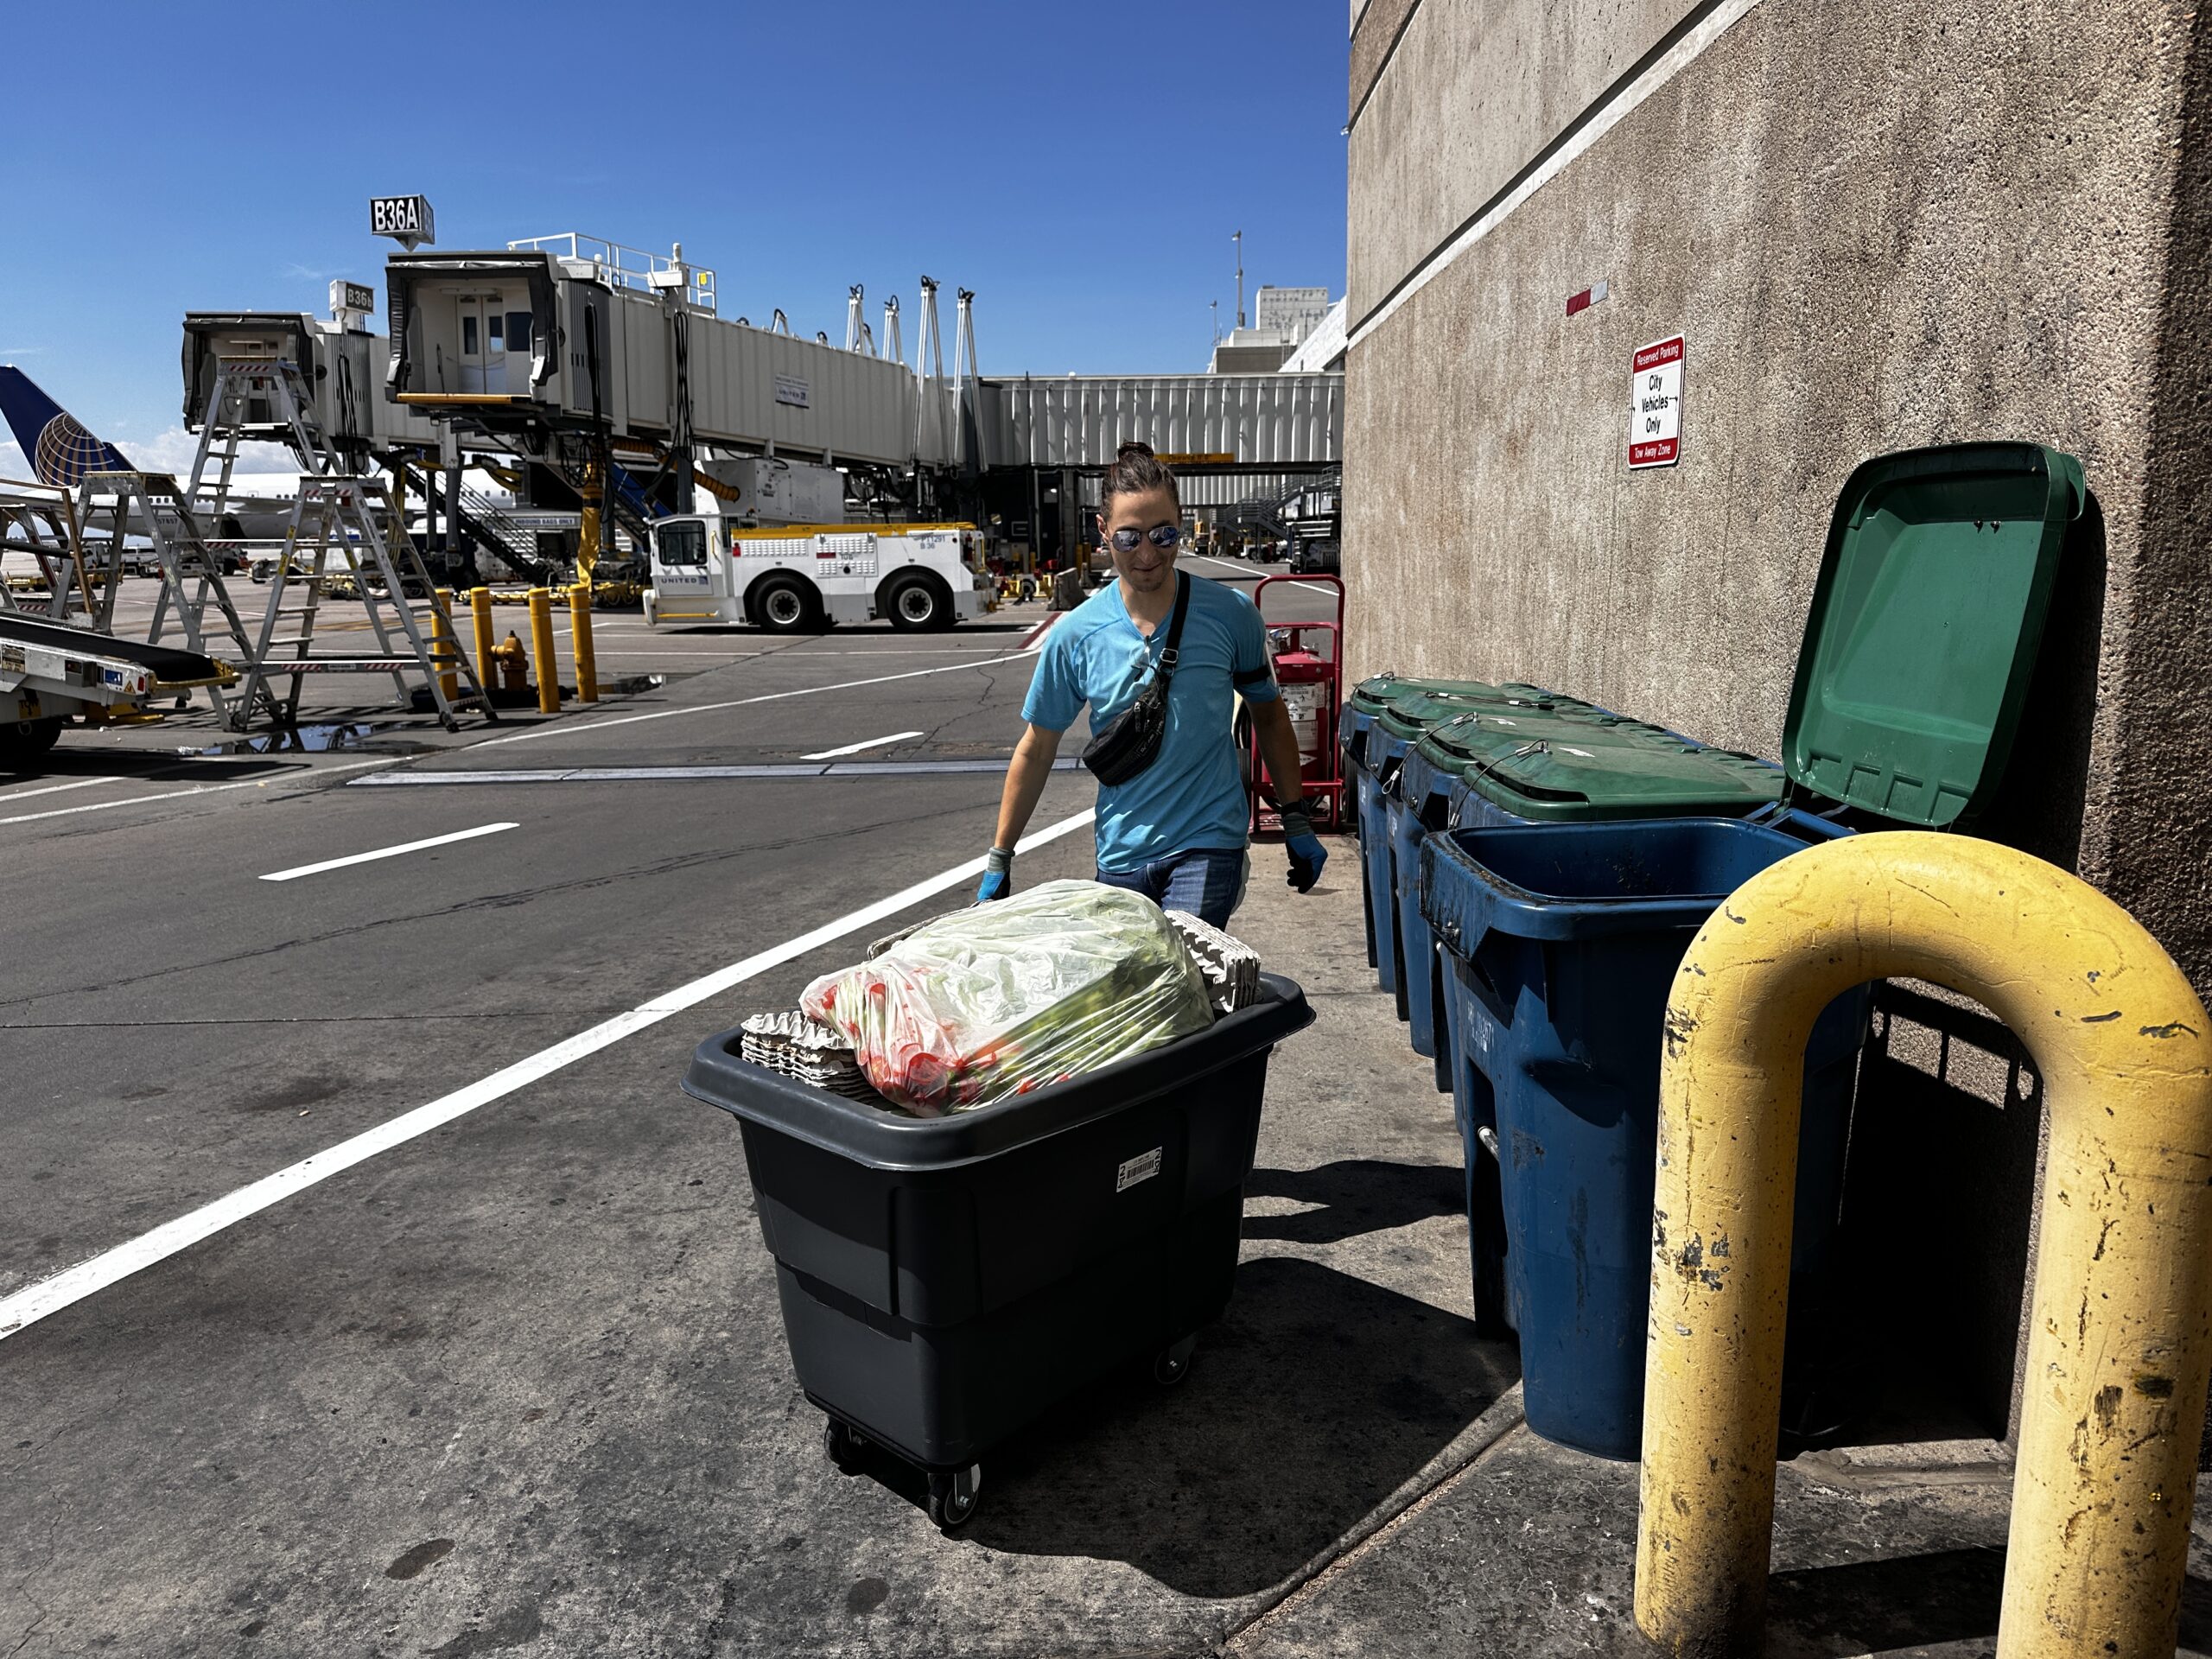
[568,582,599,703]
[469,587,496,690]
[429,587,459,705]
[1635,832,2212,1657]
[525,587,561,715]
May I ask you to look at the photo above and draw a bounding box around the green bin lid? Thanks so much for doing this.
[1454,736,1788,822]
[1376,690,1524,741]
[1350,673,1592,719]
[1350,674,1503,717]
[1783,442,2082,827]
[1416,708,1671,767]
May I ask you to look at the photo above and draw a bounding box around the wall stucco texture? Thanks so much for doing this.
[1343,0,2210,985]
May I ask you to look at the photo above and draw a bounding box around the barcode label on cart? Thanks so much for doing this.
[1116,1147,1163,1192]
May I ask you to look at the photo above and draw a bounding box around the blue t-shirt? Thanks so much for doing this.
[1022,572,1281,874]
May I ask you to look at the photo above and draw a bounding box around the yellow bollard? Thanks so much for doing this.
[568,582,599,703]
[525,586,561,715]
[429,587,459,705]
[469,586,496,691]
[1634,832,2212,1657]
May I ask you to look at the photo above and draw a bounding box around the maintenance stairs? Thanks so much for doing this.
[185,359,494,732]
[0,484,89,622]
[1219,467,1341,541]
[73,471,278,728]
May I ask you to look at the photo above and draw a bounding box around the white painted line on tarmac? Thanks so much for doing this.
[258,822,518,882]
[1184,553,1335,595]
[0,776,132,803]
[0,756,404,826]
[0,806,1098,1343]
[353,760,1072,785]
[469,647,1043,751]
[801,730,924,760]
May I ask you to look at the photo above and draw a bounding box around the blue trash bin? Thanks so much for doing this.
[1355,690,1521,1010]
[1416,440,2089,1458]
[1421,816,1866,1459]
[1338,676,1504,981]
[1389,715,1693,1061]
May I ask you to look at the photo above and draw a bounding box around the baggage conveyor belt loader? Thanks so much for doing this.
[1,613,230,764]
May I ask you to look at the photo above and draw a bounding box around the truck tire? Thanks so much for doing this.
[752,573,820,634]
[884,571,952,632]
[0,717,64,768]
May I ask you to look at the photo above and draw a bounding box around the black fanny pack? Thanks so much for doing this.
[1082,571,1191,787]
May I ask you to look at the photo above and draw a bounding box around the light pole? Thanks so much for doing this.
[1232,231,1245,329]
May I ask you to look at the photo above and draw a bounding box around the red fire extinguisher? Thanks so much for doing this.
[1244,573,1345,837]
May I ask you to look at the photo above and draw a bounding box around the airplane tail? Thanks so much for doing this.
[0,365,135,489]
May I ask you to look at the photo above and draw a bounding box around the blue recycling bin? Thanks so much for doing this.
[1390,715,1783,1094]
[1421,816,1865,1459]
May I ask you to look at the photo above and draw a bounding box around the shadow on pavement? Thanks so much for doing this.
[1764,1545,2212,1655]
[0,749,302,785]
[953,1254,1516,1599]
[1242,1160,1463,1246]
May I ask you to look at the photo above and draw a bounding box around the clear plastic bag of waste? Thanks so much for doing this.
[801,879,1215,1112]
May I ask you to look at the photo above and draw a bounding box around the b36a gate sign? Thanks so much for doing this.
[1629,334,1683,469]
[369,195,435,251]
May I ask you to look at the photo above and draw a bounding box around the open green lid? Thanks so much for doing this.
[1783,442,2082,827]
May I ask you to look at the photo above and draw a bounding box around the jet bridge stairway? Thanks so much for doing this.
[184,357,496,731]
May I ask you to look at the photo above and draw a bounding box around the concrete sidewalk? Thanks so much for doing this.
[1214,838,2212,1659]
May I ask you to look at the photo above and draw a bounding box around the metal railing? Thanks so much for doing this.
[506,233,717,314]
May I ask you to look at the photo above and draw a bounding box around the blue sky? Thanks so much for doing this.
[0,0,1349,474]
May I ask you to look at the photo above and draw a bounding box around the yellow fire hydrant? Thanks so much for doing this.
[487,631,530,699]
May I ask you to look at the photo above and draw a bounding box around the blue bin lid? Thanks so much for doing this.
[1782,442,2082,827]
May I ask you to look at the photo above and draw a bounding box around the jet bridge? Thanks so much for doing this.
[382,245,928,469]
[976,372,1342,471]
[182,310,441,460]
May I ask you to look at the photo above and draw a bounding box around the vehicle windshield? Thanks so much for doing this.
[657,523,708,567]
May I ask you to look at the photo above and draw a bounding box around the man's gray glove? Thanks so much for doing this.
[976,845,1014,903]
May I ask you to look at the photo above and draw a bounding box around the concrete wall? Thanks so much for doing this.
[1343,0,2210,987]
[1344,0,2212,1447]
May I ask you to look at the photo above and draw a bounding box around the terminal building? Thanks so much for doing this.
[1339,0,2212,1451]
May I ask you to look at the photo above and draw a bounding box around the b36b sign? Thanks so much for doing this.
[1629,334,1683,469]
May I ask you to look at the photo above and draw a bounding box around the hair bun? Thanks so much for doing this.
[1116,440,1157,461]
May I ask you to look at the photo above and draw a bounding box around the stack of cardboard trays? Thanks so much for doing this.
[738,1011,887,1103]
[1165,911,1262,1016]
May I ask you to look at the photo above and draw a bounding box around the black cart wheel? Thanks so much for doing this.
[1152,1335,1198,1387]
[823,1419,866,1475]
[926,1464,980,1532]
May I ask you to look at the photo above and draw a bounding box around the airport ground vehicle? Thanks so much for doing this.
[643,518,994,632]
[0,613,228,763]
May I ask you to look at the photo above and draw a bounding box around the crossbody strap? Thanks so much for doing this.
[1153,570,1192,680]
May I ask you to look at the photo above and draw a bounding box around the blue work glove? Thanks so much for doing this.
[976,846,1014,903]
[1279,801,1328,893]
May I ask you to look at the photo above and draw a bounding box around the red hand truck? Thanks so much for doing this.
[1243,572,1346,836]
